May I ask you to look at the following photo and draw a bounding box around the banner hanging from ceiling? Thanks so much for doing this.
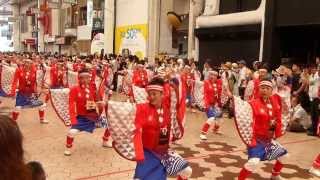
[91,33,104,54]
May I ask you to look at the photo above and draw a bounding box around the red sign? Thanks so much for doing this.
[25,39,36,45]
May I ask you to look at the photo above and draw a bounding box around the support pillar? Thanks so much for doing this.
[147,0,160,64]
[187,0,195,60]
[104,0,115,54]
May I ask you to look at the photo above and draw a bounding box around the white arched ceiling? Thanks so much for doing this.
[196,0,265,28]
[195,0,266,61]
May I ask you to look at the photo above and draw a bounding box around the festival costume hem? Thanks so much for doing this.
[134,149,189,179]
[15,92,44,108]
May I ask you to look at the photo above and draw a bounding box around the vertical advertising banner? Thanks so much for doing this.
[87,0,93,26]
[115,24,148,59]
[115,0,148,59]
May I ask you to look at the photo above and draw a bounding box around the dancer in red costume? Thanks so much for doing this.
[44,60,68,102]
[200,70,223,140]
[182,65,196,113]
[237,79,289,180]
[64,69,111,156]
[129,62,148,102]
[11,59,48,124]
[49,61,67,88]
[132,63,148,88]
[133,77,192,180]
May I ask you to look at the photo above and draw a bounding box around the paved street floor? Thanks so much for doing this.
[0,94,319,180]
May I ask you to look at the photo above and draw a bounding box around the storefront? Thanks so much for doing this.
[22,38,37,52]
[62,0,104,55]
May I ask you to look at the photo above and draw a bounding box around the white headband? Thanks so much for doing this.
[259,80,273,88]
[146,85,163,92]
[79,72,91,77]
[208,70,218,76]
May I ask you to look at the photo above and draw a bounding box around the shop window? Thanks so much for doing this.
[64,6,78,29]
[92,0,104,30]
[21,15,28,33]
[79,6,87,26]
[31,15,36,26]
[71,5,77,27]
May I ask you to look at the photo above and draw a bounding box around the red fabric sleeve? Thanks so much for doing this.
[90,84,98,102]
[217,80,222,107]
[273,94,283,138]
[249,101,257,147]
[132,71,138,85]
[49,67,55,87]
[97,78,105,101]
[203,81,210,110]
[134,104,145,161]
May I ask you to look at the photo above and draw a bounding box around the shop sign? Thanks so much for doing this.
[55,37,65,45]
[87,0,93,26]
[63,0,77,4]
[44,34,55,43]
[25,38,36,45]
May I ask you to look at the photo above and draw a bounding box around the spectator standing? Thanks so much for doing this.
[238,60,248,99]
[307,64,320,136]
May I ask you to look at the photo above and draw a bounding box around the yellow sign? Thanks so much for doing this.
[115,24,148,60]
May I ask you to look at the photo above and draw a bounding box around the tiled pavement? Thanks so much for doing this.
[0,94,319,180]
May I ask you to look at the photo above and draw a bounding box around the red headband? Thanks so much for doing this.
[146,85,163,92]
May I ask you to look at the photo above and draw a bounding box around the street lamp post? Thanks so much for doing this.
[36,0,41,53]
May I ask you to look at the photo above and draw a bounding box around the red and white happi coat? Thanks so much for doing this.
[107,98,185,161]
[203,79,222,109]
[233,94,290,146]
[49,65,68,88]
[49,64,106,126]
[132,80,186,139]
[111,79,186,160]
[193,78,229,110]
[11,65,40,95]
